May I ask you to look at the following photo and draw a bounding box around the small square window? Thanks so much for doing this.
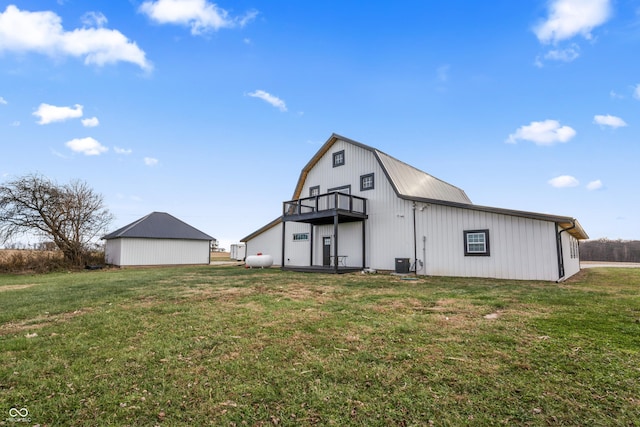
[333,150,345,167]
[309,186,320,197]
[360,173,374,191]
[464,230,490,256]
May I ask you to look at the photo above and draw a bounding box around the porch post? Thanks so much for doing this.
[334,213,339,273]
[281,219,286,268]
[362,219,366,270]
[309,224,314,267]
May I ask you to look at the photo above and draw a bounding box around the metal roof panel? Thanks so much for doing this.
[103,212,214,241]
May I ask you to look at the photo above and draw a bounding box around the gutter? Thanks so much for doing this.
[412,202,417,275]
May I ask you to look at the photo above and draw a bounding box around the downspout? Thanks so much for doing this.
[412,202,417,275]
[422,235,427,275]
[556,221,577,282]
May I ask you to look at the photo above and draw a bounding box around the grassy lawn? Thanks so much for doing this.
[0,266,638,426]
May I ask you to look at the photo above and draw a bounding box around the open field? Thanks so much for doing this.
[0,267,638,426]
[0,250,62,263]
[0,250,232,263]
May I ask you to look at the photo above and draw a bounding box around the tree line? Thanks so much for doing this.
[580,239,640,263]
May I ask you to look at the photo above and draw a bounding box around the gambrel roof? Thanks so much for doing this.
[103,212,214,241]
[292,133,472,204]
[243,134,588,241]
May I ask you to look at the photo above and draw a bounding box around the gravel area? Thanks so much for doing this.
[581,261,640,268]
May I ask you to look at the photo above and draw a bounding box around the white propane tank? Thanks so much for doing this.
[245,254,274,268]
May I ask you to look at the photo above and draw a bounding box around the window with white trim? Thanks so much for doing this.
[570,239,579,259]
[464,229,490,256]
[293,233,309,242]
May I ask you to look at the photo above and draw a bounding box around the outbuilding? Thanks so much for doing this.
[103,212,215,266]
[241,134,588,281]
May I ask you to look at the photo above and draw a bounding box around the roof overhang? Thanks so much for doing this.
[240,216,282,242]
[402,195,589,240]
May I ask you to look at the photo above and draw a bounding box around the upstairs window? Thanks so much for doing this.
[464,230,490,256]
[333,150,345,167]
[309,186,320,197]
[360,173,374,191]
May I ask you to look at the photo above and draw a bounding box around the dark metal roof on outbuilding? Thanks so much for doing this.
[102,212,214,241]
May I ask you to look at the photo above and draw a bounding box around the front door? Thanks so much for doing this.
[323,237,331,266]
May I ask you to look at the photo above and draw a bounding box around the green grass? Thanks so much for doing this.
[0,266,638,426]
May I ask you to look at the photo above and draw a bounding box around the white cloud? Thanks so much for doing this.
[65,137,108,155]
[51,149,68,159]
[544,44,580,62]
[81,116,99,127]
[33,103,83,124]
[0,96,7,105]
[593,114,627,129]
[634,84,640,100]
[534,0,612,44]
[0,5,152,71]
[144,157,159,166]
[139,0,257,35]
[81,11,107,28]
[549,175,580,188]
[609,90,624,99]
[247,90,287,112]
[506,120,576,145]
[587,179,603,190]
[114,146,132,155]
[534,55,544,68]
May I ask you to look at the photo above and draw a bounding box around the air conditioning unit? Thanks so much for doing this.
[395,258,410,274]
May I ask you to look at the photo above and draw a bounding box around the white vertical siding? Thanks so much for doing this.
[283,222,313,267]
[105,239,122,265]
[415,204,561,281]
[313,222,364,267]
[246,223,283,265]
[244,137,580,281]
[245,222,312,267]
[559,230,580,280]
[112,238,210,266]
[304,140,382,198]
[304,139,412,271]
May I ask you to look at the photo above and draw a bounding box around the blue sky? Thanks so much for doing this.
[1,0,639,249]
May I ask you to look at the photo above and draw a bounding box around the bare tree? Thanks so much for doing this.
[0,174,113,266]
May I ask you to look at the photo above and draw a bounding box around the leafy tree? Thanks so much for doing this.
[0,174,113,266]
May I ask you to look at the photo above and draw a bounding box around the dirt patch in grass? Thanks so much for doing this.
[0,284,37,292]
[0,309,90,336]
[367,297,433,314]
[271,283,338,302]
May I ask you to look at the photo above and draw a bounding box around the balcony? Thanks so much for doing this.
[283,192,368,225]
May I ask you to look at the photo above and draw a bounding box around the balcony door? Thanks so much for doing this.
[327,185,351,210]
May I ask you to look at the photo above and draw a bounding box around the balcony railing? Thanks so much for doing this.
[283,192,367,218]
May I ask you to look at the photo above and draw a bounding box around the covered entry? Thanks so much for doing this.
[281,191,367,273]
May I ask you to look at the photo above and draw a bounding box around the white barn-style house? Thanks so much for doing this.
[103,212,216,267]
[241,134,588,281]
